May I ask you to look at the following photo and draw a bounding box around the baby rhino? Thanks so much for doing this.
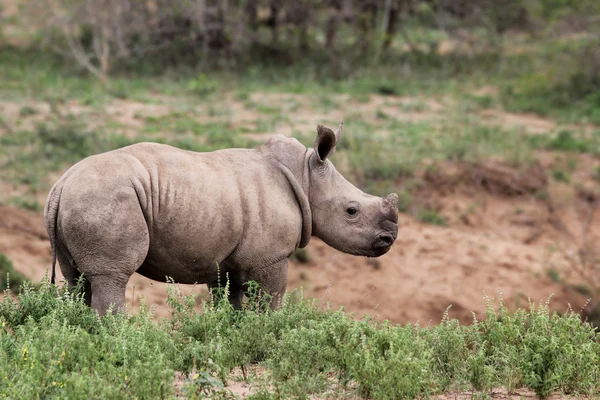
[45,123,399,314]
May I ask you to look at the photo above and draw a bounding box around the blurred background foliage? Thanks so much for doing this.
[0,0,596,122]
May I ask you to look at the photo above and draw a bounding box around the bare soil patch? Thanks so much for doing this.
[480,109,557,134]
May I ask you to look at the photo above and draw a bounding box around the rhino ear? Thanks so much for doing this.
[314,122,343,162]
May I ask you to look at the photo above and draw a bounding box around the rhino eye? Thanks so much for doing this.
[346,207,358,216]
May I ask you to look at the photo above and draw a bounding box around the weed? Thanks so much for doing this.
[417,209,447,226]
[374,84,397,96]
[546,268,561,283]
[19,106,38,117]
[184,369,237,399]
[0,254,27,293]
[317,95,339,111]
[397,190,413,213]
[290,248,311,264]
[547,131,598,153]
[187,74,218,97]
[376,110,390,119]
[552,169,571,183]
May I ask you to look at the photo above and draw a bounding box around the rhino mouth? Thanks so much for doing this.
[371,232,396,255]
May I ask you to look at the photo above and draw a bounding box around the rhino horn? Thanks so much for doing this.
[384,193,399,210]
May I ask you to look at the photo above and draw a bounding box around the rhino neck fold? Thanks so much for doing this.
[276,151,312,248]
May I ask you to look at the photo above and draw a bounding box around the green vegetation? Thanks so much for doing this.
[417,209,448,227]
[7,196,42,212]
[546,267,561,283]
[0,254,27,293]
[289,248,311,264]
[551,169,571,183]
[1,281,599,399]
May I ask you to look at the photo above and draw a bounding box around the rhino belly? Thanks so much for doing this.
[134,222,240,285]
[136,255,223,284]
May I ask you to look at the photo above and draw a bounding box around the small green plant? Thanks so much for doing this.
[187,74,218,96]
[0,253,27,293]
[547,131,596,153]
[417,209,447,226]
[397,190,413,213]
[290,248,311,264]
[183,368,237,399]
[572,283,592,297]
[546,267,561,283]
[19,106,38,117]
[552,169,571,183]
[376,110,389,119]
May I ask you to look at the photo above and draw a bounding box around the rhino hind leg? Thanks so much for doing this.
[60,191,150,316]
[56,245,92,306]
[89,275,130,314]
[78,227,148,316]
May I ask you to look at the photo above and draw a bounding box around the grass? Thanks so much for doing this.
[0,281,599,399]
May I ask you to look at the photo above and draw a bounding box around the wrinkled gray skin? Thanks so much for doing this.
[44,123,399,315]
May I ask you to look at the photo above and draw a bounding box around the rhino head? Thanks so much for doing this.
[307,122,398,257]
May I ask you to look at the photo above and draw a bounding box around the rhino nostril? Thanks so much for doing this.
[379,233,394,246]
[372,232,395,251]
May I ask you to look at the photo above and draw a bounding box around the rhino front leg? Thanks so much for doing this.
[246,260,288,310]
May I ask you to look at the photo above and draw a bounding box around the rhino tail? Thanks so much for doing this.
[44,183,63,285]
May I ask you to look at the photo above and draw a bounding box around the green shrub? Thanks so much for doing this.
[1,280,599,399]
[417,209,447,226]
[547,131,597,153]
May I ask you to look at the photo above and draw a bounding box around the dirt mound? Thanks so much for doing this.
[424,161,548,196]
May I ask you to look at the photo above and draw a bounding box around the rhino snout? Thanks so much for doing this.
[371,220,398,255]
[373,232,395,249]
